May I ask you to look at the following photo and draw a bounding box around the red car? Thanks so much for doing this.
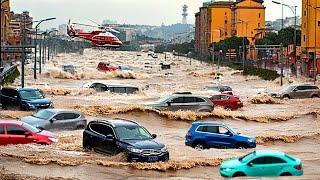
[0,120,58,146]
[209,94,243,110]
[97,62,117,72]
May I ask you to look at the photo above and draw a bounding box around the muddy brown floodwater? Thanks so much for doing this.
[1,49,320,179]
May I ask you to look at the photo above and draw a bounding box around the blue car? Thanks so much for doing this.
[0,87,53,111]
[185,121,256,150]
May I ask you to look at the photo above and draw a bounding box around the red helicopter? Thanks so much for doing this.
[67,20,123,47]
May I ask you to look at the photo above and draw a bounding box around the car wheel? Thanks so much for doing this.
[280,172,292,176]
[233,172,246,177]
[311,95,319,98]
[194,142,206,151]
[236,143,247,149]
[75,125,85,130]
[283,95,290,99]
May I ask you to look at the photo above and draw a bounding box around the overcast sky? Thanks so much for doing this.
[10,0,302,29]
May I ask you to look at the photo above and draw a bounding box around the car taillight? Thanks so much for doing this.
[186,132,192,139]
[294,164,302,170]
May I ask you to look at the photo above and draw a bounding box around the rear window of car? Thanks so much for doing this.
[0,125,4,134]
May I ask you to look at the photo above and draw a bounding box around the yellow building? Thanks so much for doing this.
[195,0,266,55]
[234,0,265,44]
[301,0,320,75]
[208,1,233,43]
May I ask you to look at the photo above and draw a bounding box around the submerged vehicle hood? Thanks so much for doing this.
[122,139,165,149]
[38,130,56,138]
[21,116,46,125]
[220,158,242,168]
[22,98,51,105]
[236,133,255,140]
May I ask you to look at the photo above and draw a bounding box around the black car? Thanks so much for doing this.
[0,87,53,111]
[83,119,169,162]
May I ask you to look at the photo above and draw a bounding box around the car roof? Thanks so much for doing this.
[39,109,80,114]
[91,119,139,127]
[170,94,207,98]
[192,121,226,126]
[0,120,23,125]
[254,150,285,157]
[18,87,39,91]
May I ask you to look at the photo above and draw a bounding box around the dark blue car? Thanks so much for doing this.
[83,119,169,162]
[185,121,256,150]
[0,87,53,111]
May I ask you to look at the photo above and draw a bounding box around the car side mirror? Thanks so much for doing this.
[105,134,115,142]
[50,118,56,123]
[247,162,253,167]
[227,131,233,136]
[152,134,157,139]
[24,131,32,137]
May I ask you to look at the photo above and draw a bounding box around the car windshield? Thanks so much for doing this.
[208,86,221,91]
[282,86,296,92]
[32,110,54,120]
[116,126,152,140]
[239,151,256,162]
[156,96,172,103]
[227,126,239,135]
[22,123,41,133]
[19,89,44,100]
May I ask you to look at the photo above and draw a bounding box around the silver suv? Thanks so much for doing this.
[271,84,320,99]
[146,93,213,112]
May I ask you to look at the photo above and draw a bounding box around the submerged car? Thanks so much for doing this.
[83,119,169,162]
[87,82,139,94]
[209,94,243,110]
[0,87,53,111]
[21,109,87,130]
[271,84,320,99]
[0,120,57,146]
[220,150,303,177]
[146,93,213,112]
[118,65,133,72]
[62,65,77,74]
[97,62,117,72]
[185,121,256,150]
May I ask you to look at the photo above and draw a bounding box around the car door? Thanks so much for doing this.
[89,123,117,155]
[202,125,221,147]
[57,112,80,130]
[215,126,235,148]
[0,124,8,145]
[50,113,66,130]
[246,157,267,176]
[6,124,34,145]
[262,156,288,176]
[212,95,223,107]
[182,97,198,111]
[293,86,305,99]
[169,97,185,111]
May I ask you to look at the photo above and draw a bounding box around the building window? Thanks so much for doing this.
[303,35,306,42]
[225,32,228,36]
[225,20,228,24]
[318,21,320,26]
[259,13,261,18]
[304,11,307,16]
[304,23,306,28]
[258,23,261,27]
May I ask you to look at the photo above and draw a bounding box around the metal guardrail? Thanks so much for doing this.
[0,64,18,85]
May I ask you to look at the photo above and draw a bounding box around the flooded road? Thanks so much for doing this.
[1,49,320,179]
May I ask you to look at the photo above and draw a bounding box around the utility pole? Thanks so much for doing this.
[212,43,215,66]
[314,7,318,84]
[280,43,284,86]
[21,16,26,88]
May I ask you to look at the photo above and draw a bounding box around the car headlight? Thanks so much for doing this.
[222,167,234,171]
[161,145,168,152]
[127,146,143,153]
[48,137,58,143]
[248,138,255,143]
[27,103,35,108]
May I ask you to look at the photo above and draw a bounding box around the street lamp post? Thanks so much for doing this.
[33,17,56,79]
[315,7,319,84]
[238,19,249,70]
[272,1,298,77]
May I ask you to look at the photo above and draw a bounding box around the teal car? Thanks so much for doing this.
[220,150,303,177]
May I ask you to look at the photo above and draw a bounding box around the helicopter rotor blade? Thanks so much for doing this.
[72,23,98,28]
